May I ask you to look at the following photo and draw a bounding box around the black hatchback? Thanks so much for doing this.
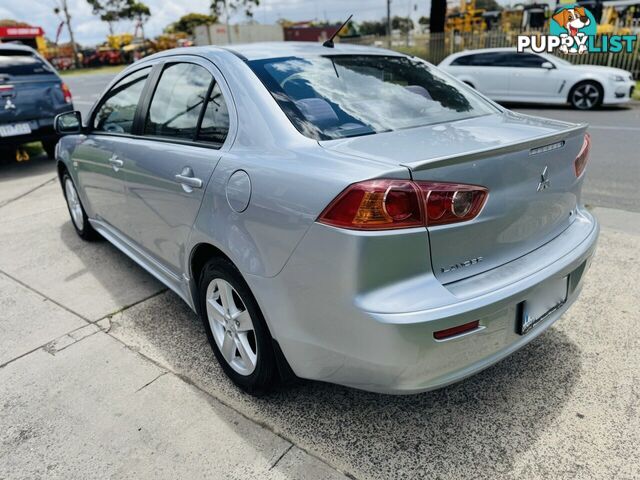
[0,43,74,159]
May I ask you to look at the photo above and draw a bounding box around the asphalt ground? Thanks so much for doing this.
[1,72,639,479]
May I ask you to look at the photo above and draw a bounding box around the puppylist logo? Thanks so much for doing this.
[517,4,637,55]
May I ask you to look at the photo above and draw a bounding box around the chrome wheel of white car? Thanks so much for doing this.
[64,177,84,231]
[206,278,258,376]
[571,82,601,110]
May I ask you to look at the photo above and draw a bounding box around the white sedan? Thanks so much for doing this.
[439,48,635,110]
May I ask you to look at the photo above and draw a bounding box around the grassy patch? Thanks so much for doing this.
[634,81,640,101]
[59,65,126,77]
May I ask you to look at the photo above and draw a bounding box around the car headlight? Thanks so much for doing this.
[609,74,625,82]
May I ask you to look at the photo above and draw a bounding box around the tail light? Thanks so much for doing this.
[574,133,591,177]
[318,179,488,230]
[60,82,72,104]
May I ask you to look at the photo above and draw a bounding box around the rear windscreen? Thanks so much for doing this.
[0,52,54,77]
[249,55,497,141]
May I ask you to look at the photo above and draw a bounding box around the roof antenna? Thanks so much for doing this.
[322,14,353,48]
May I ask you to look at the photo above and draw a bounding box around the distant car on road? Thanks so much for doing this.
[0,43,74,158]
[54,43,598,395]
[439,47,635,110]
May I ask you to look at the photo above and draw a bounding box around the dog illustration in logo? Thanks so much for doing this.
[553,7,591,54]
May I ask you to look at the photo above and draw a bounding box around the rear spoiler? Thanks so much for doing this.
[401,121,588,172]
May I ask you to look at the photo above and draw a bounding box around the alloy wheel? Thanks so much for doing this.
[572,84,600,110]
[64,178,84,231]
[205,278,258,376]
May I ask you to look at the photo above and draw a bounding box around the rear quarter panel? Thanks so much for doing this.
[187,51,412,279]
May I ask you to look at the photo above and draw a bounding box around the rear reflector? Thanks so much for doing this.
[574,133,591,178]
[433,320,480,340]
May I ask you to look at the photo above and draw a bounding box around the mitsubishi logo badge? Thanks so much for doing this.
[537,166,550,192]
[4,98,15,111]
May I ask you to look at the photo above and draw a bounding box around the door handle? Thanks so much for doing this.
[175,167,203,192]
[108,155,124,171]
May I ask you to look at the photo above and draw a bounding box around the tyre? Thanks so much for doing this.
[569,81,602,110]
[199,257,276,395]
[61,172,100,241]
[42,140,57,159]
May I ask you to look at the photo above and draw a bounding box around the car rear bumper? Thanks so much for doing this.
[0,124,58,146]
[0,108,72,146]
[247,207,599,394]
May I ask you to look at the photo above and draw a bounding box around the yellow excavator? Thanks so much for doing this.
[446,0,487,32]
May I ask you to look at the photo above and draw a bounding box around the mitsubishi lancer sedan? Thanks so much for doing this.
[54,42,599,395]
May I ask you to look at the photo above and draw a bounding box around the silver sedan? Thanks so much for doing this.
[54,42,599,395]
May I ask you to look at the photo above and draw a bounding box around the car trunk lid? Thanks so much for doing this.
[0,74,63,124]
[0,51,63,124]
[320,112,589,283]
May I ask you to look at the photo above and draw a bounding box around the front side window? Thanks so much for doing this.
[249,55,496,140]
[94,67,150,134]
[144,63,212,140]
[450,55,475,66]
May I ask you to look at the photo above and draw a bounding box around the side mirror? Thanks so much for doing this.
[541,61,555,70]
[54,111,83,135]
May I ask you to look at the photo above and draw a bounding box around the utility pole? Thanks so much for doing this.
[387,0,392,48]
[54,0,80,69]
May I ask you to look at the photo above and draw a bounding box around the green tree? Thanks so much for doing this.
[418,16,430,25]
[210,0,260,19]
[392,16,414,33]
[476,0,502,11]
[166,13,218,36]
[358,20,386,36]
[121,2,151,39]
[86,0,134,35]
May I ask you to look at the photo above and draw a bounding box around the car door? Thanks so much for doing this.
[464,52,512,100]
[73,66,152,236]
[122,58,233,276]
[504,53,564,101]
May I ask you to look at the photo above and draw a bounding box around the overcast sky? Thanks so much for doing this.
[0,0,521,46]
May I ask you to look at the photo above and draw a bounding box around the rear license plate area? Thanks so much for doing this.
[517,276,568,335]
[0,122,31,137]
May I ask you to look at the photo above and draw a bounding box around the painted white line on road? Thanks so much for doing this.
[588,125,640,131]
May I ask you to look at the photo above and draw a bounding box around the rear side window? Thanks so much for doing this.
[144,63,212,141]
[94,67,150,134]
[0,52,54,76]
[197,82,230,145]
[450,55,474,66]
[452,52,508,67]
[500,53,547,68]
